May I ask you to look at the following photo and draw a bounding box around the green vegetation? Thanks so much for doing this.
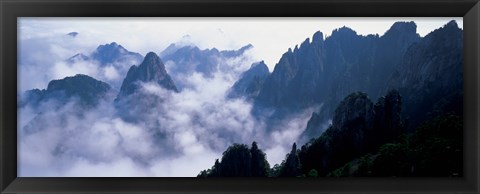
[328,113,462,177]
[199,90,462,178]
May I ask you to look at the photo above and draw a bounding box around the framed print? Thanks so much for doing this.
[1,0,479,193]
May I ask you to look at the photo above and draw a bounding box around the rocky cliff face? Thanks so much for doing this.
[160,44,253,90]
[386,20,463,131]
[67,42,143,67]
[254,22,420,120]
[332,92,375,131]
[114,52,178,122]
[228,61,270,100]
[117,52,178,99]
[65,42,144,89]
[255,32,327,110]
[20,74,113,109]
[254,20,462,140]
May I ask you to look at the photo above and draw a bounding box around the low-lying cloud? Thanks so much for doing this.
[19,43,314,177]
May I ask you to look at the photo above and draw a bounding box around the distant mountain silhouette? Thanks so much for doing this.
[91,42,143,66]
[114,52,178,122]
[20,74,113,109]
[160,43,253,90]
[117,52,178,99]
[386,20,463,131]
[253,21,462,138]
[228,61,270,100]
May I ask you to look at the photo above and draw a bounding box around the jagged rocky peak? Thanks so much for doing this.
[445,20,459,28]
[141,52,166,71]
[312,31,324,43]
[228,61,270,99]
[253,21,426,120]
[99,41,122,49]
[160,43,255,90]
[381,21,420,49]
[118,52,178,98]
[47,74,113,103]
[242,60,270,79]
[99,42,129,55]
[386,19,463,131]
[22,74,113,108]
[332,92,374,130]
[300,38,311,49]
[91,42,143,65]
[331,26,358,38]
[254,29,328,111]
[428,20,462,38]
[384,21,417,35]
[160,43,180,57]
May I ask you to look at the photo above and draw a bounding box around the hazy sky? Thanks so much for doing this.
[19,17,462,72]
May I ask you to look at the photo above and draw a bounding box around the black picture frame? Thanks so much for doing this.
[1,0,479,193]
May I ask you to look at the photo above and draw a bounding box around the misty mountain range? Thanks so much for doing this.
[19,20,463,177]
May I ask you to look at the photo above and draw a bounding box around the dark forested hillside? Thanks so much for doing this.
[296,90,404,176]
[198,142,270,177]
[328,113,462,177]
[204,89,461,177]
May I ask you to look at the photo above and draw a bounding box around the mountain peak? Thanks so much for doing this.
[228,61,270,99]
[312,31,324,43]
[444,20,459,29]
[67,53,90,63]
[47,74,108,90]
[384,21,417,37]
[144,52,160,62]
[300,38,310,49]
[92,42,143,65]
[22,74,112,109]
[250,60,267,69]
[159,43,180,57]
[41,74,113,106]
[117,51,178,98]
[423,20,462,41]
[96,42,124,52]
[331,26,357,37]
[220,44,254,57]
